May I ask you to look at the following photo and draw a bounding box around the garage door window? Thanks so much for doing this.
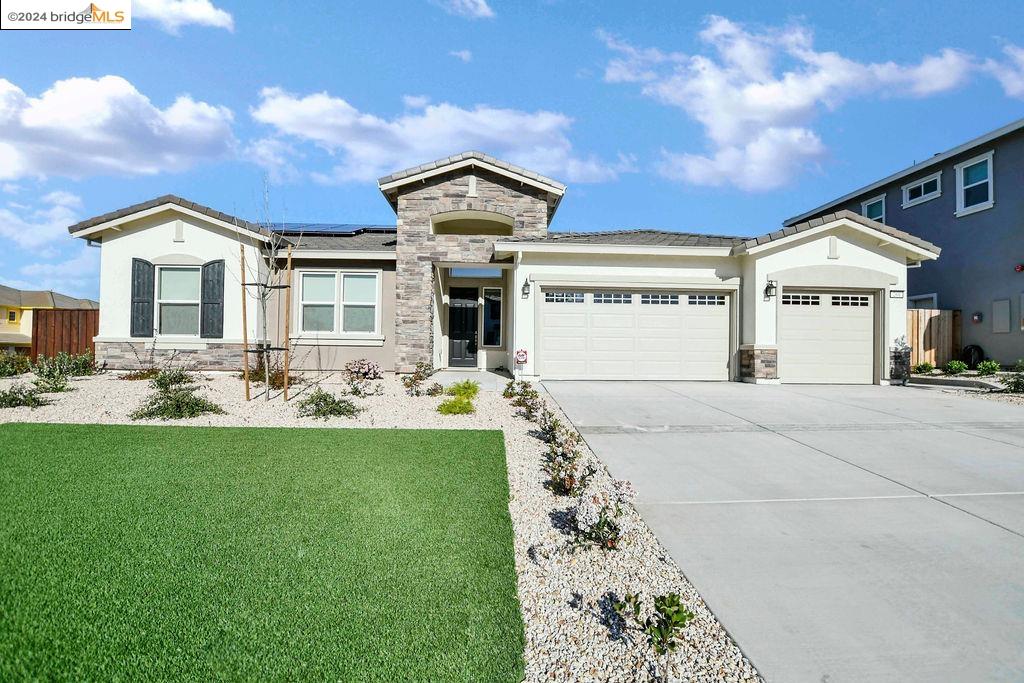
[688,294,726,306]
[594,292,632,304]
[640,294,679,305]
[782,294,820,306]
[545,291,584,303]
[831,295,870,307]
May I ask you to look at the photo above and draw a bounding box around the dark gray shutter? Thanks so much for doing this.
[200,259,225,339]
[130,258,154,337]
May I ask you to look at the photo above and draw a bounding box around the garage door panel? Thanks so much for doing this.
[591,336,636,352]
[542,313,586,329]
[541,335,586,352]
[779,290,874,384]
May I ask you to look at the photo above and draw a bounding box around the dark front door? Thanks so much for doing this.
[448,287,479,367]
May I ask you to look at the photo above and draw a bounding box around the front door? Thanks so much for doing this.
[448,287,479,367]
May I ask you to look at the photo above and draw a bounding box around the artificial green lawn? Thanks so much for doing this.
[0,423,524,681]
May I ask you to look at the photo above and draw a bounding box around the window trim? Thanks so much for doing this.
[860,194,886,223]
[295,268,383,340]
[155,265,202,337]
[480,286,503,348]
[901,171,942,209]
[954,150,994,217]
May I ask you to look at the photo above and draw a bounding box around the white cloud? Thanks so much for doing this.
[600,16,976,190]
[134,0,234,33]
[984,43,1024,99]
[245,137,301,183]
[449,49,473,63]
[432,0,494,19]
[402,94,431,109]
[12,247,100,297]
[2,183,20,193]
[250,88,629,184]
[41,190,82,208]
[0,191,80,250]
[0,75,235,181]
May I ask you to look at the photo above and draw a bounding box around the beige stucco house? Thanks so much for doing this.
[68,151,941,384]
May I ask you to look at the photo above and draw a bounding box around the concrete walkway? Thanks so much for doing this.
[544,381,1024,682]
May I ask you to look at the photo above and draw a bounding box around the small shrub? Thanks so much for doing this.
[446,380,480,400]
[504,379,543,419]
[0,384,51,408]
[33,373,70,393]
[33,351,96,378]
[912,362,934,374]
[402,362,436,396]
[613,592,695,680]
[976,360,1001,377]
[344,358,383,381]
[537,408,563,442]
[544,426,592,495]
[130,386,225,420]
[150,368,195,391]
[572,480,636,551]
[1003,360,1024,394]
[425,382,444,396]
[243,352,301,390]
[297,388,362,419]
[0,352,32,377]
[121,367,161,381]
[346,376,384,397]
[437,396,475,415]
[944,359,968,376]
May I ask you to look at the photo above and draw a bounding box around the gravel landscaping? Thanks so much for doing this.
[0,370,760,682]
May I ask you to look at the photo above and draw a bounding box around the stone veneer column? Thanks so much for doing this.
[739,346,778,382]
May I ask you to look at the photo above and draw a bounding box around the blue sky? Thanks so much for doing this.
[1,0,1022,298]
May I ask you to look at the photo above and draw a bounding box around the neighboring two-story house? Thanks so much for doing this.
[785,118,1024,365]
[0,284,98,354]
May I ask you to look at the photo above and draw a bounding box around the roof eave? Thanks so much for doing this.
[493,242,735,257]
[69,201,271,243]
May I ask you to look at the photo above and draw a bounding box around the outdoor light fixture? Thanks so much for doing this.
[521,279,531,298]
[764,280,777,299]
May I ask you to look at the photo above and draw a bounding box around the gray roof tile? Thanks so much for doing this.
[741,209,940,255]
[502,229,747,248]
[67,194,270,237]
[378,150,567,191]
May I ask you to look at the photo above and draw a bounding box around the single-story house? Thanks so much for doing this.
[0,284,98,354]
[68,151,941,384]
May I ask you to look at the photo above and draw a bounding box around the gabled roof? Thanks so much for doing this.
[67,194,271,238]
[279,230,397,252]
[502,229,746,248]
[0,284,98,309]
[784,116,1024,226]
[742,210,940,256]
[378,150,567,191]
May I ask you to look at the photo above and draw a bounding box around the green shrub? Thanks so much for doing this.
[912,362,934,374]
[976,360,1001,377]
[33,351,96,378]
[1003,360,1024,394]
[0,352,32,377]
[150,368,195,391]
[297,388,362,419]
[0,384,51,408]
[343,358,383,380]
[425,382,444,396]
[243,352,302,390]
[437,396,475,415]
[446,380,480,400]
[613,592,695,679]
[401,362,435,396]
[33,374,70,393]
[943,359,968,376]
[130,386,226,421]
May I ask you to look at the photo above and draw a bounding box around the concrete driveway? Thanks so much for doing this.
[543,381,1024,682]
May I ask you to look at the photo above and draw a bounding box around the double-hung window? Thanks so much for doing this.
[299,271,380,335]
[955,151,994,217]
[861,194,885,223]
[157,266,201,335]
[901,171,941,208]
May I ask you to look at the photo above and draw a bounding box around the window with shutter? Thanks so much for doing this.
[130,258,155,337]
[200,260,225,338]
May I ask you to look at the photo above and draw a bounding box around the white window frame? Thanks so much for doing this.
[155,265,202,338]
[908,293,938,309]
[480,286,503,348]
[954,150,994,217]
[295,268,382,340]
[901,171,942,209]
[861,194,886,223]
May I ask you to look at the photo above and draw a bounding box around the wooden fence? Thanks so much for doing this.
[30,309,100,360]
[906,308,961,367]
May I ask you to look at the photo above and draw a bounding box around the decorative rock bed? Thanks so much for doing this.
[0,371,760,681]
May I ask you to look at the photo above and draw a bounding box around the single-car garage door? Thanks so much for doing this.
[538,289,731,380]
[778,290,875,384]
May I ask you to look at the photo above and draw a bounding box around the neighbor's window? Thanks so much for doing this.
[300,271,380,335]
[7,310,15,322]
[955,151,993,216]
[157,266,201,335]
[902,171,941,208]
[861,194,885,223]
[482,287,502,347]
[300,272,337,333]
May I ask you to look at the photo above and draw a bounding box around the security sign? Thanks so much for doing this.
[514,349,528,364]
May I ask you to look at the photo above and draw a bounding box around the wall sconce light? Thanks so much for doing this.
[764,280,777,299]
[521,279,531,298]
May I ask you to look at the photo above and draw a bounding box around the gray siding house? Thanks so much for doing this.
[785,118,1024,365]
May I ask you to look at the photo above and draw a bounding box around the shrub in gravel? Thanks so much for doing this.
[121,368,161,381]
[536,408,563,442]
[150,368,195,391]
[912,361,934,374]
[130,386,226,421]
[944,359,968,375]
[976,359,1001,376]
[401,362,436,396]
[446,380,480,400]
[297,388,363,419]
[0,384,51,409]
[437,396,475,415]
[244,352,302,390]
[0,352,32,377]
[505,381,543,420]
[1003,360,1024,394]
[33,373,70,394]
[344,358,383,380]
[425,382,444,396]
[544,427,593,495]
[345,376,384,397]
[613,592,695,681]
[572,479,636,551]
[34,351,97,378]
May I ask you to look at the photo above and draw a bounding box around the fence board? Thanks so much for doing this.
[31,309,99,360]
[906,308,960,367]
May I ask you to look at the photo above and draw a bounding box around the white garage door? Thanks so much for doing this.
[538,289,731,380]
[778,291,875,384]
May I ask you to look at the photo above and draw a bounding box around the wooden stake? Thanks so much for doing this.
[240,243,251,401]
[282,245,293,401]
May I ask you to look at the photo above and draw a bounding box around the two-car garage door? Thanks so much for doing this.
[538,289,731,380]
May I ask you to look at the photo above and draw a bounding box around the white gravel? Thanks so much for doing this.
[1,371,760,682]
